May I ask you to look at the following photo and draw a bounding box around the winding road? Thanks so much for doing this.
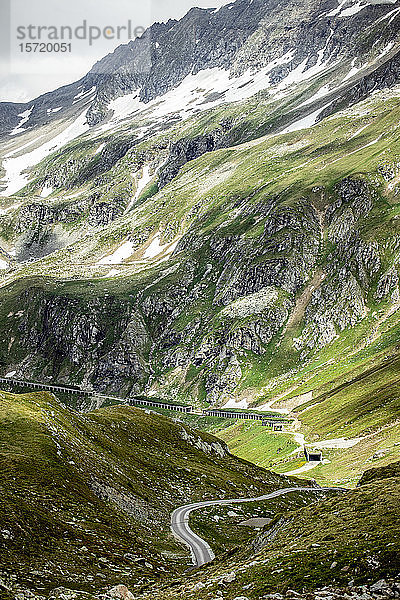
[171,486,346,567]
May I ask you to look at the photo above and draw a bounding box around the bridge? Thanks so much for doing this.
[0,377,93,397]
[0,376,289,423]
[96,394,194,414]
[205,408,290,423]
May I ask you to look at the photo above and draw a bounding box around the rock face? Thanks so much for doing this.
[294,178,380,353]
[180,428,228,458]
[13,288,151,395]
[158,128,229,189]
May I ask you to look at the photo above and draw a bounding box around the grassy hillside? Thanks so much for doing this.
[0,390,296,597]
[298,354,400,438]
[140,461,400,600]
[215,349,400,486]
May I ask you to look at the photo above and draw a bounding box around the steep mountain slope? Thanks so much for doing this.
[13,461,398,600]
[0,389,297,597]
[0,0,399,420]
[1,85,400,405]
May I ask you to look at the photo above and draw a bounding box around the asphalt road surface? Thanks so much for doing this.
[171,486,346,567]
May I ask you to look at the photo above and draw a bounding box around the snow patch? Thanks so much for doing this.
[327,0,349,17]
[256,402,290,415]
[73,86,96,103]
[377,41,395,60]
[10,105,34,136]
[102,56,297,132]
[105,268,121,277]
[346,134,384,155]
[97,240,135,265]
[94,142,105,155]
[343,58,364,82]
[142,234,178,259]
[298,84,332,108]
[223,398,248,410]
[281,102,331,134]
[276,30,334,96]
[349,123,370,139]
[5,135,46,158]
[0,109,90,197]
[125,165,152,212]
[40,183,53,198]
[340,2,366,17]
[328,0,397,19]
[0,259,9,269]
[0,202,22,215]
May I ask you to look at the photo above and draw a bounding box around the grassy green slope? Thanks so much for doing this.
[299,354,400,439]
[144,462,400,600]
[215,352,400,486]
[0,390,296,596]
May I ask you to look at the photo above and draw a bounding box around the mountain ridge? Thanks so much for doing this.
[1,0,400,137]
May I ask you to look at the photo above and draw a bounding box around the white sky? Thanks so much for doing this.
[0,0,231,103]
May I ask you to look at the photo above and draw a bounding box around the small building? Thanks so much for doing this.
[304,447,323,462]
[261,420,284,430]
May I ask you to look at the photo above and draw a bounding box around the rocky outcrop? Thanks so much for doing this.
[88,479,164,525]
[158,127,231,189]
[180,428,228,458]
[88,200,124,227]
[294,178,386,354]
[13,287,151,394]
[8,196,126,259]
[35,139,138,191]
[375,267,399,301]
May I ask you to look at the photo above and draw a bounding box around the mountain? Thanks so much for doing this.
[1,2,400,598]
[0,0,399,474]
[1,0,400,136]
